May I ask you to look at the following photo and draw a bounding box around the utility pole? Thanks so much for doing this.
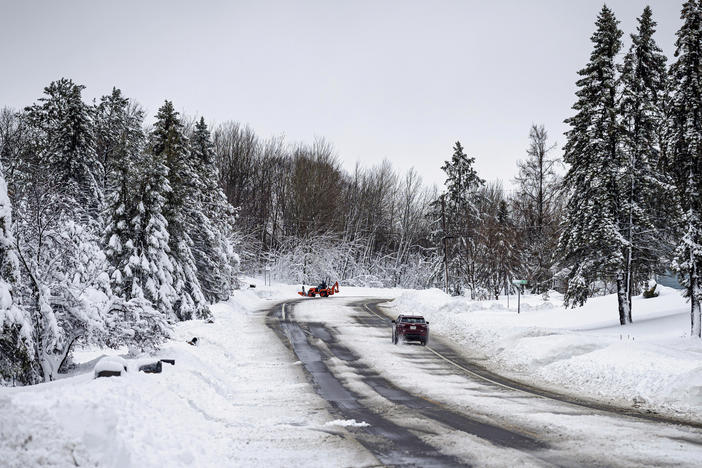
[441,194,449,295]
[518,287,521,314]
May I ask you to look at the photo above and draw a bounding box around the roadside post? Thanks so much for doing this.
[511,279,527,314]
[264,265,271,287]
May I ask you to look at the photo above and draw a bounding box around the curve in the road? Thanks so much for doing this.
[267,299,555,467]
[361,299,702,431]
[267,296,702,467]
[267,300,470,466]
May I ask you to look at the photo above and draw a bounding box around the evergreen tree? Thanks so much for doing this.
[100,90,145,299]
[24,79,101,222]
[94,88,143,196]
[100,146,176,352]
[557,6,625,313]
[149,101,208,320]
[189,117,238,303]
[618,6,671,323]
[440,141,484,297]
[128,150,177,317]
[669,0,702,337]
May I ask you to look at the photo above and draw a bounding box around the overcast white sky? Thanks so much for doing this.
[0,0,684,189]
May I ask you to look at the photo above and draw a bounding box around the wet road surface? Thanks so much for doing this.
[266,297,702,467]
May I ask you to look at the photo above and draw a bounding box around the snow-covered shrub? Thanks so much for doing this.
[105,297,171,355]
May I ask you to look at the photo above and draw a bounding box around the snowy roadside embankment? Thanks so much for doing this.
[387,286,702,419]
[0,284,376,468]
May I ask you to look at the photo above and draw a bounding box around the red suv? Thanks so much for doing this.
[392,315,429,346]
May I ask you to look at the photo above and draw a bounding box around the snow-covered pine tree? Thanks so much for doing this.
[97,146,176,354]
[669,0,702,337]
[99,90,145,299]
[440,141,484,297]
[0,164,34,385]
[189,117,238,303]
[557,6,625,313]
[149,101,208,320]
[127,147,177,317]
[94,88,143,199]
[618,6,672,323]
[24,79,102,223]
[96,90,174,352]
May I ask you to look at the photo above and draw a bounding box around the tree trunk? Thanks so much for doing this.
[40,333,81,382]
[616,271,631,326]
[626,266,634,324]
[691,257,701,337]
[625,153,635,324]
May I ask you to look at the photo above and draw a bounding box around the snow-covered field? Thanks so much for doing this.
[388,285,702,420]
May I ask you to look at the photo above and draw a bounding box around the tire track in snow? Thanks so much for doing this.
[363,299,702,431]
[267,299,555,466]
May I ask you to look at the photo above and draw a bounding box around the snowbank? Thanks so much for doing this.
[0,284,376,467]
[388,286,702,419]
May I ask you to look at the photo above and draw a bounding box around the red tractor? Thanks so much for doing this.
[299,281,340,298]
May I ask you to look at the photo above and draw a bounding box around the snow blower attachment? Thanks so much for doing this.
[299,281,340,298]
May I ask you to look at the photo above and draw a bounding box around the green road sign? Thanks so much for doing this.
[511,279,527,285]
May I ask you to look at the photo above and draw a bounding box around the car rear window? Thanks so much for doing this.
[400,317,425,324]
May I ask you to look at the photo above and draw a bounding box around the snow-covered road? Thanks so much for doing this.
[276,296,702,467]
[0,298,376,467]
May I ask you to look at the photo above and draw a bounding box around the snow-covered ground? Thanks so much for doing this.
[0,281,386,468]
[291,292,702,466]
[388,285,702,420]
[3,278,702,466]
